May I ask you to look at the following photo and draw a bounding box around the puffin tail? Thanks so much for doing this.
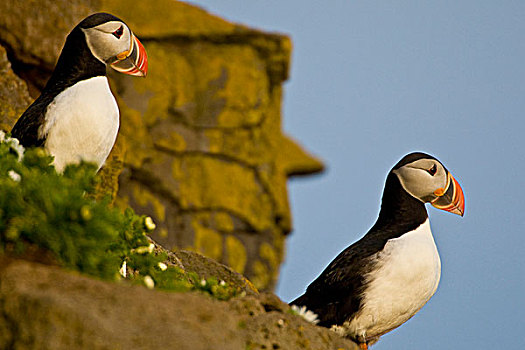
[289,294,320,325]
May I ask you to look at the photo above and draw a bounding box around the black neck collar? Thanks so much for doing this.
[367,172,428,241]
[43,27,107,97]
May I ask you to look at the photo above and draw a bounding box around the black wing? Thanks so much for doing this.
[291,171,430,327]
[11,95,51,147]
[291,234,387,327]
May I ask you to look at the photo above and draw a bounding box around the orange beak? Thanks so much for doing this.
[431,172,465,216]
[110,33,148,77]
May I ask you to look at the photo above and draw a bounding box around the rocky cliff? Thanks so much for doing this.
[0,1,360,349]
[0,256,358,350]
[0,0,324,292]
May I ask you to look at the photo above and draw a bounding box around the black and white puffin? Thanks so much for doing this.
[291,152,465,349]
[11,13,148,172]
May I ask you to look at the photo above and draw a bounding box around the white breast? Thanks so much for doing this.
[41,76,119,172]
[344,219,441,342]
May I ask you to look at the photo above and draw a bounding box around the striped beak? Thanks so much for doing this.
[431,172,465,216]
[109,33,148,77]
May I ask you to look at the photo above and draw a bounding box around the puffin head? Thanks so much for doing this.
[392,152,465,216]
[79,13,148,77]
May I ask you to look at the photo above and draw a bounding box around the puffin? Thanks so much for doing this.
[11,13,148,172]
[291,152,465,349]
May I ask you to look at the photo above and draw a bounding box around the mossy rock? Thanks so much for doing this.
[106,0,324,291]
[0,0,325,291]
[153,241,258,296]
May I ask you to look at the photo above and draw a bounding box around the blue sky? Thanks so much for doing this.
[188,2,524,349]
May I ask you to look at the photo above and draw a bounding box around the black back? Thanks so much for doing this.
[291,168,428,328]
[10,13,120,147]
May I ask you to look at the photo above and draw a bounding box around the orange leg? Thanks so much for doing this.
[358,343,368,350]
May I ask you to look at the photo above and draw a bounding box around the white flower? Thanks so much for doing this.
[7,170,21,182]
[133,246,148,254]
[144,275,155,289]
[133,243,155,254]
[290,305,320,325]
[4,136,25,161]
[158,262,167,271]
[219,280,226,286]
[0,130,5,142]
[200,279,207,286]
[119,260,127,278]
[144,216,156,231]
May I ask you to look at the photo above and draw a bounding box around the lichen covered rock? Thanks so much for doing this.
[0,0,324,291]
[106,0,324,291]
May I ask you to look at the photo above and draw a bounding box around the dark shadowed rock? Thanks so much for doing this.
[0,45,32,132]
[0,257,358,350]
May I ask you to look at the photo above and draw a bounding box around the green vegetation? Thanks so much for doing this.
[0,132,240,300]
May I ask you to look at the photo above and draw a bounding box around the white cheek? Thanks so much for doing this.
[394,171,427,201]
[439,172,448,188]
[83,30,105,63]
[83,29,129,63]
[122,30,131,45]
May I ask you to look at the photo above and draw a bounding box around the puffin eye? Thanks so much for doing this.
[112,25,124,39]
[427,164,437,176]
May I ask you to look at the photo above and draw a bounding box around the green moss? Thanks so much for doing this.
[0,135,241,300]
[0,137,128,279]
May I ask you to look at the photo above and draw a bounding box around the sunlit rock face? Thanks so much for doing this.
[0,0,323,291]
